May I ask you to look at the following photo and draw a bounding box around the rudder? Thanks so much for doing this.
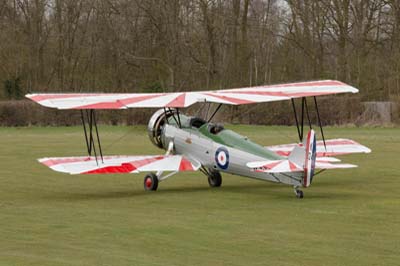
[303,129,317,187]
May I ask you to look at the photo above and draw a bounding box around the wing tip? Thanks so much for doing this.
[25,93,39,102]
[364,148,372,153]
[38,157,49,164]
[325,79,359,94]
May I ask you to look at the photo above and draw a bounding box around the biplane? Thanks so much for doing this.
[26,80,370,198]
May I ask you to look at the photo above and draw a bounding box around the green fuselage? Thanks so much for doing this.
[167,114,281,161]
[161,113,300,187]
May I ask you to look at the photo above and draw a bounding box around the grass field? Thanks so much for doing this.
[0,125,399,266]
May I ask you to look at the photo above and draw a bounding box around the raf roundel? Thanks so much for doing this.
[215,147,229,170]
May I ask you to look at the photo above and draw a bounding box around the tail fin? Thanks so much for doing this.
[302,130,317,187]
[288,129,317,187]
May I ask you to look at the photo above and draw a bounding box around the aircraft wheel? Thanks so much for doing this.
[208,170,222,187]
[144,173,158,191]
[295,189,304,199]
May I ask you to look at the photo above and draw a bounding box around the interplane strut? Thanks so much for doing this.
[80,109,104,165]
[291,97,327,149]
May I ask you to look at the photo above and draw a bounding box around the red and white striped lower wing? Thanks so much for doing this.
[266,138,371,157]
[26,80,358,109]
[246,160,303,173]
[39,155,201,175]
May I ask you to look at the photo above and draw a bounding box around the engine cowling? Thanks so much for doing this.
[147,108,177,149]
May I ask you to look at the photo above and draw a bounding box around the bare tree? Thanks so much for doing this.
[0,0,399,101]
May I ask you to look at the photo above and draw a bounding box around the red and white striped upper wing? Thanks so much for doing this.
[39,155,201,175]
[266,138,371,157]
[26,80,358,109]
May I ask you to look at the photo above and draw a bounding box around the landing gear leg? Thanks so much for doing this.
[201,167,222,187]
[143,141,175,192]
[200,166,222,187]
[208,171,222,187]
[294,186,304,199]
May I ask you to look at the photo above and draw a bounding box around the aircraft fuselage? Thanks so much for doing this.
[155,113,303,187]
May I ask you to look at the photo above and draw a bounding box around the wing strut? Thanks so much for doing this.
[80,110,91,154]
[163,108,169,124]
[176,108,182,128]
[291,97,327,150]
[303,97,312,130]
[292,98,306,142]
[168,108,181,128]
[80,109,104,165]
[291,97,315,142]
[291,99,302,141]
[93,111,104,162]
[313,96,327,150]
[300,97,304,141]
[207,103,222,123]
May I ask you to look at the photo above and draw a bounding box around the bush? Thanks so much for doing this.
[3,78,23,100]
[0,100,155,126]
[1,96,395,127]
[208,96,365,126]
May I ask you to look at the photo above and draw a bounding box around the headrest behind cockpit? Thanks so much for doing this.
[208,123,224,134]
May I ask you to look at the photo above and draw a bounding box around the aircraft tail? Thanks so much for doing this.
[250,129,365,187]
[246,130,317,187]
[288,129,317,188]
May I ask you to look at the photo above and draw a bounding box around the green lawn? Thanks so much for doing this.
[0,125,399,266]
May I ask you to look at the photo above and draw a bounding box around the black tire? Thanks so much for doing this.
[207,170,222,187]
[144,173,159,191]
[296,190,304,199]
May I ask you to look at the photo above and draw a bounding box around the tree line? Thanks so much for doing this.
[0,0,399,101]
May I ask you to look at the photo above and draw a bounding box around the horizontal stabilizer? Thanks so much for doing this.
[316,157,341,162]
[315,161,357,169]
[266,138,371,157]
[39,155,201,175]
[246,157,357,173]
[247,158,356,173]
[247,160,303,173]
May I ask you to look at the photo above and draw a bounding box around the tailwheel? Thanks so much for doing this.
[144,173,159,191]
[295,188,304,199]
[207,169,222,188]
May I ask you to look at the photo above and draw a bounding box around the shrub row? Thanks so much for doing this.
[0,101,153,126]
[0,96,389,127]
